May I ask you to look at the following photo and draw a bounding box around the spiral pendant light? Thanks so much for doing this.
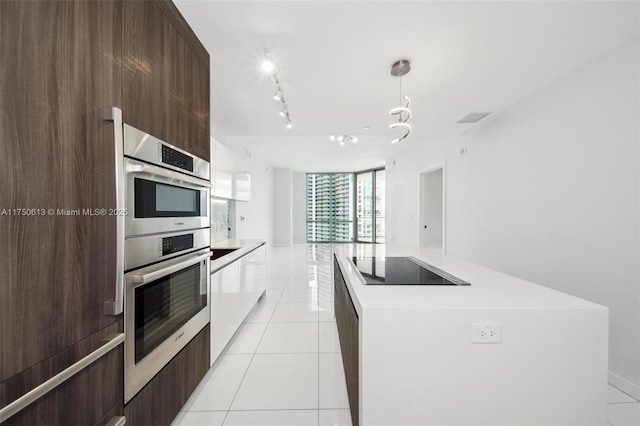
[389,60,412,144]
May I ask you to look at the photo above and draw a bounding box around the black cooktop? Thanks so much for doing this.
[350,256,470,286]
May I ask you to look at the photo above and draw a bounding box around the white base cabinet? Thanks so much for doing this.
[210,244,266,364]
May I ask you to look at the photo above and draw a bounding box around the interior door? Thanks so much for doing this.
[420,167,444,250]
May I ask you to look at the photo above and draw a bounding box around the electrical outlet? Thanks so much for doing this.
[471,322,503,343]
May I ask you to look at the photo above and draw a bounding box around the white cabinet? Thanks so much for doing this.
[210,137,252,201]
[239,245,266,301]
[210,244,266,364]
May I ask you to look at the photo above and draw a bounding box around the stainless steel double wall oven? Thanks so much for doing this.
[119,120,211,403]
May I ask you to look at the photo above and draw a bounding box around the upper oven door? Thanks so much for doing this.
[125,157,210,237]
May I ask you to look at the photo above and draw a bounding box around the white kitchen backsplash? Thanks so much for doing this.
[210,198,229,243]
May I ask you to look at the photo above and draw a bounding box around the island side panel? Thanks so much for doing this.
[334,256,360,426]
[360,307,608,425]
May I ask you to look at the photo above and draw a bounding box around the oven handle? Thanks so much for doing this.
[125,159,213,188]
[102,107,125,316]
[127,252,211,285]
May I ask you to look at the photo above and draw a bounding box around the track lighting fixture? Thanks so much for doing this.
[330,135,358,147]
[261,59,275,74]
[262,51,292,129]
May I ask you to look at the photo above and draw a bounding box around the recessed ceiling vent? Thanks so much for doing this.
[458,112,491,124]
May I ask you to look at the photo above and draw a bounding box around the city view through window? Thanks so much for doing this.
[307,169,385,243]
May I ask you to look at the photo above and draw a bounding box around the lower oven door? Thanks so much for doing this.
[124,248,210,403]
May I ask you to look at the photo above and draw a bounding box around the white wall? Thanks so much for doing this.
[292,172,307,243]
[386,40,640,394]
[233,155,274,245]
[273,168,293,246]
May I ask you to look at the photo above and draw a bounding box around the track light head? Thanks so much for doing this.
[262,59,275,74]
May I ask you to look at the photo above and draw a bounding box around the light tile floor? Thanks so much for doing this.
[173,244,640,426]
[174,244,351,426]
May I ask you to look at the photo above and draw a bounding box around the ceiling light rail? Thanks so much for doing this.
[262,51,292,130]
[330,134,358,147]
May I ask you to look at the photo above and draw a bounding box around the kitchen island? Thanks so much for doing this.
[333,244,608,426]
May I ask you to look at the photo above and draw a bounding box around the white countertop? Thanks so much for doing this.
[211,239,265,250]
[210,239,265,273]
[334,243,606,313]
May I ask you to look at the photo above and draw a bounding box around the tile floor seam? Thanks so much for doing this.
[271,284,286,304]
[225,408,321,412]
[179,409,228,412]
[224,308,274,417]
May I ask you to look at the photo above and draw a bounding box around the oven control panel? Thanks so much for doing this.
[124,228,209,271]
[161,144,194,172]
[161,233,195,256]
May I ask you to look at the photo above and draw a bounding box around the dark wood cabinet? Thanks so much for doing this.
[123,0,210,161]
[124,325,210,426]
[0,0,123,391]
[1,0,211,424]
[334,256,359,426]
[1,322,124,426]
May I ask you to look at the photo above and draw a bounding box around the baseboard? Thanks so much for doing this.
[609,370,640,401]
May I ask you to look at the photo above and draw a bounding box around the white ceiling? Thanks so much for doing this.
[175,0,639,172]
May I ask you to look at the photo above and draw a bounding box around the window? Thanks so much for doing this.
[306,173,354,242]
[307,169,385,243]
[356,169,385,243]
[356,172,374,242]
[375,169,385,243]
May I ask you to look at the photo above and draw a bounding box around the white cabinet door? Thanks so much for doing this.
[210,260,240,363]
[239,245,266,303]
[210,244,266,364]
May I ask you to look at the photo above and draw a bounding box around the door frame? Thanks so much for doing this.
[419,162,446,252]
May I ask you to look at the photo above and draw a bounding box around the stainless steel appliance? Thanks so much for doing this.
[124,248,210,402]
[124,124,210,237]
[121,124,211,403]
[125,228,210,271]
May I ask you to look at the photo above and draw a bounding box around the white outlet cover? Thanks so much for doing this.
[471,322,503,344]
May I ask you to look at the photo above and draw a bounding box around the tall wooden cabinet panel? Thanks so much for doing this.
[123,0,210,161]
[0,1,126,424]
[0,0,123,385]
[334,257,359,426]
